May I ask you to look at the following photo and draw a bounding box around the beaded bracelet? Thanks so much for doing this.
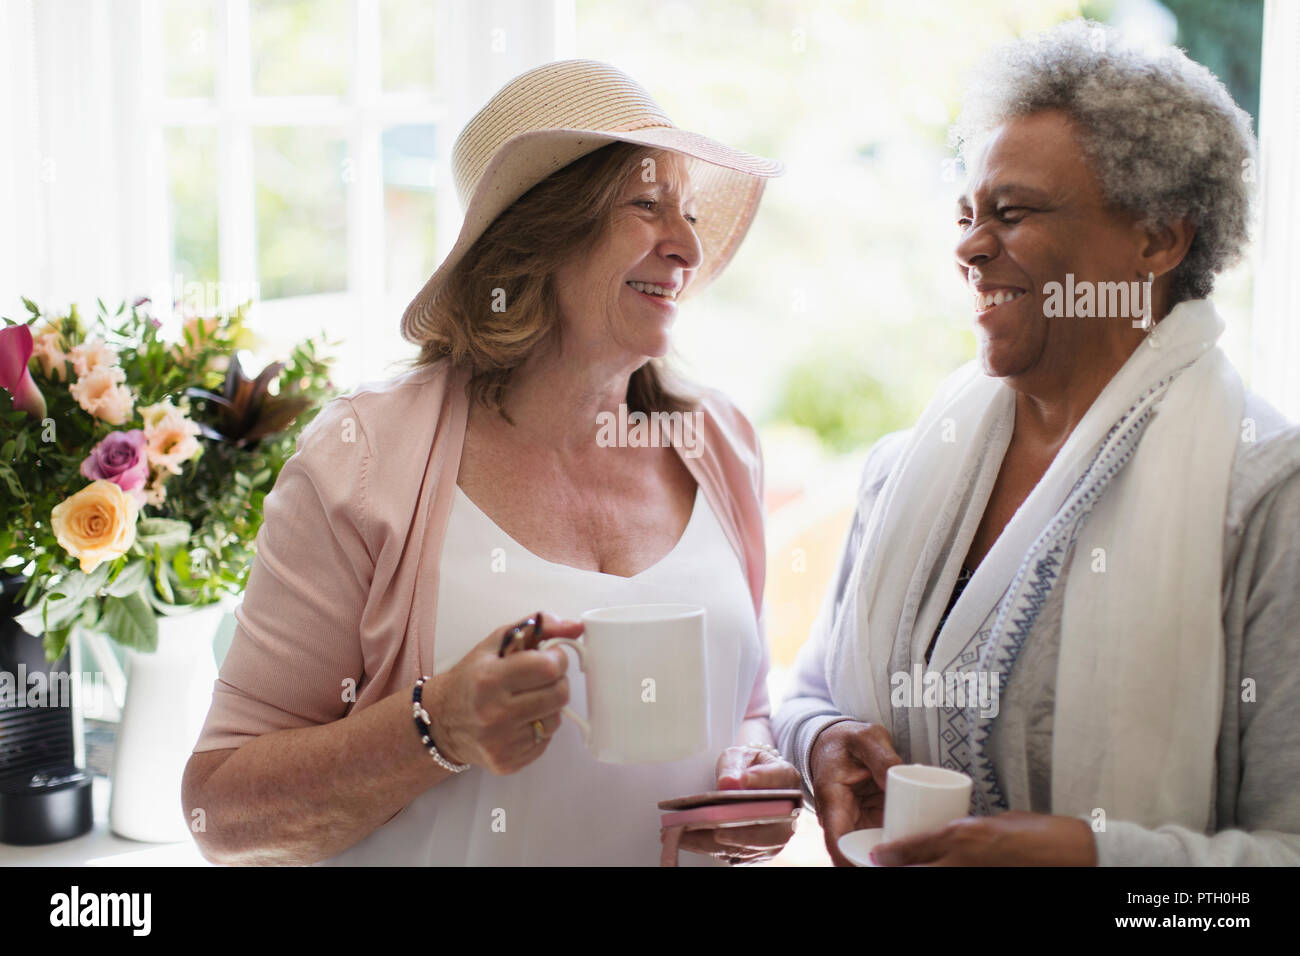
[412,676,470,773]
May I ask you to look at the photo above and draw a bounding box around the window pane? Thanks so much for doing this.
[162,0,217,98]
[250,0,349,96]
[253,127,349,299]
[383,124,438,293]
[165,126,220,285]
[381,0,439,93]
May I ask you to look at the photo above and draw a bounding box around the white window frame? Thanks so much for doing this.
[136,0,572,387]
[1252,0,1300,420]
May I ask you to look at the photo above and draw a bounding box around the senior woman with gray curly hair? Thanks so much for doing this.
[776,18,1300,866]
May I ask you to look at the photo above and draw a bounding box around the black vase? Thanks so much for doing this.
[0,574,94,844]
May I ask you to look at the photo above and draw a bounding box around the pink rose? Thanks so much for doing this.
[175,316,222,360]
[69,364,135,425]
[143,473,168,507]
[68,337,120,378]
[30,328,70,382]
[144,406,202,475]
[80,430,149,508]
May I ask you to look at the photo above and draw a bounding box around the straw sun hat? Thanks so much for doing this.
[399,59,783,346]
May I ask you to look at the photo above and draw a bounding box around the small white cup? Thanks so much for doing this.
[882,764,973,841]
[539,603,709,764]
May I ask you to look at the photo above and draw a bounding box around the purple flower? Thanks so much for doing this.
[80,430,149,507]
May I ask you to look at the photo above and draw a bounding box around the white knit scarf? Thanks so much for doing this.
[825,299,1244,831]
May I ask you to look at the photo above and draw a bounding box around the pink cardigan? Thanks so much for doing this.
[194,359,771,752]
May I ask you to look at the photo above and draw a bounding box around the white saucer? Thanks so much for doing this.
[837,828,885,867]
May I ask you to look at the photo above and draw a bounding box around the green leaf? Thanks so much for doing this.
[135,517,192,554]
[79,599,102,633]
[100,592,157,653]
[42,563,111,609]
[12,602,48,636]
[22,297,40,316]
[144,586,197,616]
[0,463,24,501]
[105,559,150,597]
[153,542,174,602]
[14,584,85,635]
[43,624,72,663]
[86,560,113,592]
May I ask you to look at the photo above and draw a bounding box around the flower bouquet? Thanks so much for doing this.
[0,296,336,661]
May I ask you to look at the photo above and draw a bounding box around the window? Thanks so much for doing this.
[140,0,571,390]
[573,0,1284,705]
[140,0,445,389]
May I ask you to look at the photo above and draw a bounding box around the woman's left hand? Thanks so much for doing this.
[869,810,1098,866]
[673,745,802,866]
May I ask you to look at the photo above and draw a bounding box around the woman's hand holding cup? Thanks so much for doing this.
[809,720,904,866]
[424,612,582,775]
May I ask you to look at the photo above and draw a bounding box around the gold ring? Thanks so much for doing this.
[532,719,545,743]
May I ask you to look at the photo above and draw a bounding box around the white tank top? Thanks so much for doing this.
[320,483,761,866]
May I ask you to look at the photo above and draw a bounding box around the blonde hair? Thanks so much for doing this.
[406,141,699,422]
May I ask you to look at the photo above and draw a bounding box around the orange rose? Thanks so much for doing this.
[50,480,140,574]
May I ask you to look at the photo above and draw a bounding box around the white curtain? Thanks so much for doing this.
[1252,0,1300,421]
[0,0,155,319]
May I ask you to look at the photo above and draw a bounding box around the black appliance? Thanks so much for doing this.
[0,574,94,844]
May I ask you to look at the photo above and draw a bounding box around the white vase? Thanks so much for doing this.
[108,599,231,843]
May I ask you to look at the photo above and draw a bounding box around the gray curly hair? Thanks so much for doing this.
[949,18,1257,306]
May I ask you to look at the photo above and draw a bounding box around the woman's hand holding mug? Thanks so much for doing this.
[424,612,582,775]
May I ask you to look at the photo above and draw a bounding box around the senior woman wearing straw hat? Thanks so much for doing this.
[182,60,799,866]
[776,19,1300,866]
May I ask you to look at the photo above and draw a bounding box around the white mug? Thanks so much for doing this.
[539,603,709,764]
[882,764,974,841]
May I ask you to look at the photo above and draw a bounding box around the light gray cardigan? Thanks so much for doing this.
[774,390,1300,865]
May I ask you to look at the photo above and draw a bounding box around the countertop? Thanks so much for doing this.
[0,775,210,866]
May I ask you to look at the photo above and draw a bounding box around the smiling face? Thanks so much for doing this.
[552,150,703,366]
[954,110,1152,387]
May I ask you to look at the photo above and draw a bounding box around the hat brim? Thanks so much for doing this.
[400,127,782,346]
